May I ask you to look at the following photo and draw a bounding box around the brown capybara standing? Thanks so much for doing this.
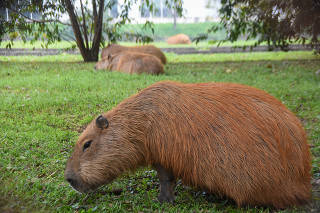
[95,51,164,75]
[101,44,167,65]
[167,34,191,44]
[65,81,311,209]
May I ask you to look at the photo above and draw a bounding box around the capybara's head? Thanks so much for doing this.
[94,55,112,70]
[65,112,146,193]
[65,115,112,192]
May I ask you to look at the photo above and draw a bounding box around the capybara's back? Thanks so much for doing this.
[167,34,191,44]
[65,81,311,209]
[142,82,311,208]
[116,52,164,75]
[101,44,167,64]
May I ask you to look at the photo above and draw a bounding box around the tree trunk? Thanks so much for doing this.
[82,49,100,62]
[63,0,104,62]
[91,0,104,61]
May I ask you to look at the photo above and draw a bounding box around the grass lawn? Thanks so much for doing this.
[0,51,319,212]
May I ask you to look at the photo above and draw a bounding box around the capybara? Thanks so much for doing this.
[101,43,167,65]
[167,34,191,45]
[95,51,164,75]
[65,81,311,209]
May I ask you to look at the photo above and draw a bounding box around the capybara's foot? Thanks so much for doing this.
[153,164,176,204]
[158,192,175,204]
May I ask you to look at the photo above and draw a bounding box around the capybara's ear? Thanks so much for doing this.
[96,115,109,129]
[107,54,112,60]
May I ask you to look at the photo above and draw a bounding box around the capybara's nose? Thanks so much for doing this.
[66,175,79,189]
[65,170,78,187]
[66,177,76,186]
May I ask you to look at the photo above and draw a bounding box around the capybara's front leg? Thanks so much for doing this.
[153,164,176,204]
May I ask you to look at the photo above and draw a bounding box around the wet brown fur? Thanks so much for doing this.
[101,44,167,64]
[95,51,164,75]
[65,81,311,209]
[167,34,191,44]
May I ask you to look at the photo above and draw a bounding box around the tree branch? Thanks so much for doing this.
[6,7,71,26]
[62,0,87,57]
[80,0,90,49]
[92,0,98,20]
[92,0,105,52]
[88,3,95,44]
[91,0,98,48]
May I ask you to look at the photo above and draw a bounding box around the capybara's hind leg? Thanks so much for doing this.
[153,164,176,204]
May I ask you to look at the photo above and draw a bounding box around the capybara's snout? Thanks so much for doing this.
[64,165,80,191]
[65,170,77,189]
[64,159,86,193]
[64,168,91,193]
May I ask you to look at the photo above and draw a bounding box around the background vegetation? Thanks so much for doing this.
[2,0,319,61]
[0,0,184,61]
[0,51,319,212]
[120,22,225,41]
[0,22,227,49]
[214,0,320,52]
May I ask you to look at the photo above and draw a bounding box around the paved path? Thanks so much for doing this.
[0,44,313,56]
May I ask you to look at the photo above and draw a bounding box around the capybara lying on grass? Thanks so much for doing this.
[101,44,167,64]
[95,51,164,75]
[167,34,191,44]
[65,81,311,209]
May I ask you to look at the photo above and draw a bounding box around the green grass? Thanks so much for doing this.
[0,51,319,212]
[1,50,317,62]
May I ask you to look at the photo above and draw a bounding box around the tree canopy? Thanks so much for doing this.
[3,0,318,60]
[215,0,320,52]
[0,0,183,61]
[0,0,63,48]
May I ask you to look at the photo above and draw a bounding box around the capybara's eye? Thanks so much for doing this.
[83,140,92,152]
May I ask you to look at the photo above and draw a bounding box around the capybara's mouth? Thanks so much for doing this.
[67,180,97,194]
[65,171,98,193]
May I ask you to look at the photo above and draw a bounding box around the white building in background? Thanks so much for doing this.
[109,0,220,24]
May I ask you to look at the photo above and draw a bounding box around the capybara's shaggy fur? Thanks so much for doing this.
[65,81,311,209]
[101,43,167,64]
[167,34,191,44]
[95,51,164,75]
